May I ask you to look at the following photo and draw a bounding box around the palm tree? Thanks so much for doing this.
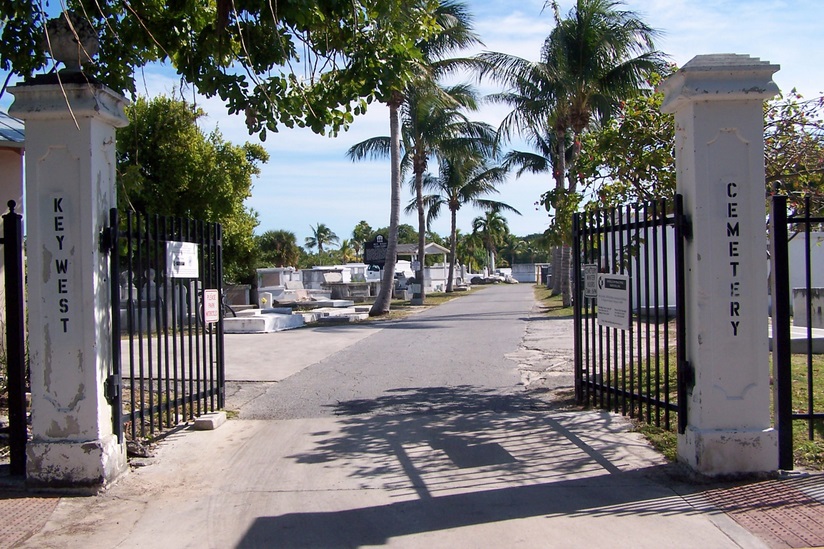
[456,229,485,273]
[502,234,527,267]
[351,87,495,299]
[478,0,665,304]
[337,239,357,264]
[348,0,485,310]
[413,154,520,291]
[471,211,510,273]
[256,229,300,267]
[305,223,339,255]
[351,220,373,261]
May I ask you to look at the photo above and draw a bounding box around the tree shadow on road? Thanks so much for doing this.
[236,385,713,548]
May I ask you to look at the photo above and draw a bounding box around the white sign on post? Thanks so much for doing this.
[166,241,199,278]
[597,273,630,330]
[203,289,220,323]
[583,264,598,298]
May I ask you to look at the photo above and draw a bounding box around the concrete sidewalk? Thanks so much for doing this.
[2,302,824,548]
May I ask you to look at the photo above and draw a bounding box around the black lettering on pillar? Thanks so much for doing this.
[52,196,70,333]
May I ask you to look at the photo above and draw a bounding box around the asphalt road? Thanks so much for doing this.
[238,283,537,420]
[17,282,769,548]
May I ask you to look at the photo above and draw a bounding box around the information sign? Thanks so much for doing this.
[597,273,631,330]
[364,234,389,266]
[583,264,598,298]
[166,241,199,278]
[203,289,219,323]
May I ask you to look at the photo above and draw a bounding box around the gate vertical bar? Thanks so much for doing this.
[652,200,661,427]
[126,211,138,440]
[607,207,617,411]
[618,206,627,415]
[634,203,642,418]
[626,204,636,418]
[661,198,672,430]
[169,218,181,425]
[596,210,604,408]
[584,211,594,406]
[770,195,793,470]
[803,197,814,440]
[108,208,123,443]
[152,214,162,433]
[4,201,26,476]
[161,216,171,427]
[200,219,208,413]
[573,214,583,403]
[643,202,652,423]
[136,213,148,438]
[674,194,690,434]
[198,220,208,415]
[216,222,226,409]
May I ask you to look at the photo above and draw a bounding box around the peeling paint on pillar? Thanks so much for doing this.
[47,414,80,438]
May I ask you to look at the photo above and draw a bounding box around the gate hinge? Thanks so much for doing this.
[99,226,115,254]
[105,374,120,405]
[678,213,693,241]
[680,359,695,390]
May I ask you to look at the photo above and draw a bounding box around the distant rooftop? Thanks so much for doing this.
[0,111,24,147]
[396,242,449,256]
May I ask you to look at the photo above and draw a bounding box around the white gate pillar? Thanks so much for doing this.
[9,74,129,491]
[660,54,779,475]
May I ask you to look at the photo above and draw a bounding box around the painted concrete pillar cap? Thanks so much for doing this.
[8,81,128,128]
[660,54,780,113]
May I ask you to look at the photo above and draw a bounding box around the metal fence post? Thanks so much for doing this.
[4,200,26,476]
[107,208,123,443]
[674,194,690,435]
[770,195,793,470]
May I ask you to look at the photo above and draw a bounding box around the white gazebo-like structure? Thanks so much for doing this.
[395,242,455,292]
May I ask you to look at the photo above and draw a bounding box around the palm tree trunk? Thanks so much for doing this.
[551,126,567,297]
[559,165,579,308]
[446,208,458,293]
[560,244,572,307]
[551,246,562,295]
[414,169,426,304]
[370,94,403,316]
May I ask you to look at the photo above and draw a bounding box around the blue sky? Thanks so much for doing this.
[2,0,822,247]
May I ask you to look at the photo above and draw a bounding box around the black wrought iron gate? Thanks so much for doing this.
[572,196,689,433]
[770,195,824,470]
[105,209,226,441]
[2,201,26,475]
